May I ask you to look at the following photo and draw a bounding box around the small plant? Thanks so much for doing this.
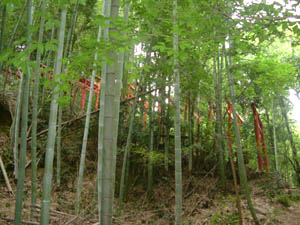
[210,212,239,225]
[276,194,292,207]
[276,192,300,207]
[290,193,300,201]
[273,208,280,216]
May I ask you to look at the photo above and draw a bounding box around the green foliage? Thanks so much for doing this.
[276,194,292,207]
[210,211,239,225]
[276,193,300,207]
[132,144,165,167]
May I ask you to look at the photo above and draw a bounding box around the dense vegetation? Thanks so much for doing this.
[0,0,300,224]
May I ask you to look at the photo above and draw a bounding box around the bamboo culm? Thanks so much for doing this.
[147,90,154,197]
[56,105,62,185]
[97,0,111,223]
[31,0,47,218]
[40,7,67,225]
[111,0,130,205]
[272,97,279,172]
[213,52,226,190]
[14,0,32,224]
[224,44,259,225]
[173,0,183,223]
[119,81,138,212]
[75,23,102,215]
[12,74,24,180]
[100,0,121,222]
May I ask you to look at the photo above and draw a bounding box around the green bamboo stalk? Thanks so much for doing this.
[75,23,102,215]
[97,0,111,223]
[111,0,130,205]
[12,74,24,180]
[31,0,47,218]
[173,0,182,223]
[56,105,62,185]
[41,7,58,106]
[272,97,279,172]
[100,1,120,223]
[224,44,259,225]
[279,97,300,183]
[8,4,26,48]
[213,52,226,190]
[14,0,32,224]
[66,0,79,58]
[0,4,7,90]
[164,85,170,171]
[188,93,193,172]
[119,81,138,212]
[147,92,153,197]
[0,5,6,52]
[40,6,67,225]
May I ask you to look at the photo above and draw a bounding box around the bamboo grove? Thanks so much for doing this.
[0,0,300,224]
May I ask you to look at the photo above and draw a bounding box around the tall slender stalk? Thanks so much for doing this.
[8,4,26,48]
[279,97,300,184]
[213,52,226,190]
[40,6,67,225]
[100,0,120,222]
[224,44,259,225]
[31,0,47,218]
[66,0,79,58]
[111,0,131,203]
[41,7,58,106]
[188,93,193,172]
[272,97,279,172]
[173,0,182,223]
[148,91,154,197]
[56,105,62,185]
[14,0,32,224]
[97,0,112,223]
[0,5,6,50]
[0,4,6,54]
[119,81,138,211]
[75,23,102,215]
[164,85,170,171]
[12,74,24,180]
[0,5,7,90]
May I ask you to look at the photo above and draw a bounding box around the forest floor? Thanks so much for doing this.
[1,169,300,225]
[1,107,300,224]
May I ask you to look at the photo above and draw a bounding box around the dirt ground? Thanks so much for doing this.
[1,170,300,225]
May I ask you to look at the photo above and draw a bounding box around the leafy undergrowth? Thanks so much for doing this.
[1,170,300,224]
